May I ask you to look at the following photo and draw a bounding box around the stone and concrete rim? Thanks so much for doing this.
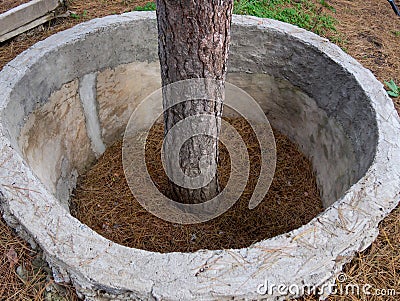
[0,11,399,300]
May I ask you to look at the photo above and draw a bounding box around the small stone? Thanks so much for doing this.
[16,265,27,281]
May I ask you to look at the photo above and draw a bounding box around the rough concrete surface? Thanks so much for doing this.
[80,73,106,157]
[226,73,357,207]
[18,79,94,209]
[97,61,161,145]
[0,12,399,301]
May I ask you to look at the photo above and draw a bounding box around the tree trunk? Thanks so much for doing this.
[156,0,233,204]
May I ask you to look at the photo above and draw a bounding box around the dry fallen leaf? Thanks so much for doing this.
[6,246,18,269]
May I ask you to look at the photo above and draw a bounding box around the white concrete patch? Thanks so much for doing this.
[96,61,161,145]
[0,11,399,301]
[79,73,106,156]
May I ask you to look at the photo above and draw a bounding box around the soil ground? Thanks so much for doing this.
[0,0,399,300]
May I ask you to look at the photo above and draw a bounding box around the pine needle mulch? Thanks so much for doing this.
[0,218,79,301]
[71,117,323,253]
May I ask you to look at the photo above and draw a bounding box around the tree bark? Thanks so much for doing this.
[156,0,233,204]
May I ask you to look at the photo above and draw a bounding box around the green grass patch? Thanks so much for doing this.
[392,30,400,37]
[319,0,335,12]
[385,79,400,98]
[70,9,88,20]
[233,0,336,36]
[132,0,337,37]
[134,2,156,11]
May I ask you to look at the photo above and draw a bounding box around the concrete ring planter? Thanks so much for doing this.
[1,11,400,301]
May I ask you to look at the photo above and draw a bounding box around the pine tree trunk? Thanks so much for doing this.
[156,0,233,204]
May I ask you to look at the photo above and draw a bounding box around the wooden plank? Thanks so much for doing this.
[0,12,55,43]
[0,0,61,37]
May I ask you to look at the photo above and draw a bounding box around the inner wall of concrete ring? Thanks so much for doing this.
[2,14,377,211]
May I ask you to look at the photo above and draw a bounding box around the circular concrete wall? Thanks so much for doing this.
[0,12,399,300]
